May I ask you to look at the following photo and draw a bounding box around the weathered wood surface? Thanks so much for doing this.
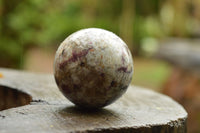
[0,68,187,133]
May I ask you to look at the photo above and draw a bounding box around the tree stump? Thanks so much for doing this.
[0,68,187,133]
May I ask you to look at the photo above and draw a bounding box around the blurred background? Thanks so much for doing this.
[0,0,200,132]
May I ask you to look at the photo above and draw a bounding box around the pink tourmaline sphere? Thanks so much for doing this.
[54,28,133,108]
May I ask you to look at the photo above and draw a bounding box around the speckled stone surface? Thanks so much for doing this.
[54,28,133,108]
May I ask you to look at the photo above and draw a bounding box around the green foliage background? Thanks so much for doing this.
[0,0,198,68]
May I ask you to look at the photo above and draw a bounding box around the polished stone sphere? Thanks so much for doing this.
[54,28,133,108]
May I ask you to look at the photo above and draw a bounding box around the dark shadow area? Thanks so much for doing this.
[62,106,103,113]
[58,105,120,118]
[0,85,32,111]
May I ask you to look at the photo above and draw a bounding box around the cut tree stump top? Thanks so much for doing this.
[0,68,187,133]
